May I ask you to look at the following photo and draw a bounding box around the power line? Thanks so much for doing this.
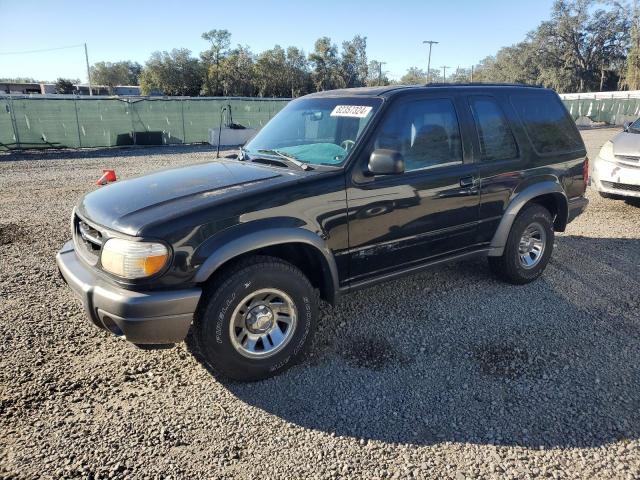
[0,44,85,56]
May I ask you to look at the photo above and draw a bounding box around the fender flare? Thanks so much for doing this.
[488,181,568,257]
[192,228,340,303]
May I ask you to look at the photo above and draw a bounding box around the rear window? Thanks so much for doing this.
[469,96,519,162]
[511,94,582,155]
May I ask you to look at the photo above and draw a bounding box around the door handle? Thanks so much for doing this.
[459,176,478,188]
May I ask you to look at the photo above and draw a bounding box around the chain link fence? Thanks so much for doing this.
[3,91,639,152]
[0,95,289,151]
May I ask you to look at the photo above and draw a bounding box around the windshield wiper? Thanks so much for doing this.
[256,149,311,171]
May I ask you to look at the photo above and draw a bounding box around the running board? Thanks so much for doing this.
[340,248,491,294]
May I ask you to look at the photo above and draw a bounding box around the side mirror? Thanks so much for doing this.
[368,149,404,175]
[623,121,632,132]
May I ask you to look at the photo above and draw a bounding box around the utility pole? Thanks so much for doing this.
[84,43,92,96]
[471,65,474,82]
[441,66,450,83]
[422,40,438,83]
[378,61,387,86]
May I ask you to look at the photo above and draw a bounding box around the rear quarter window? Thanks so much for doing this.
[510,93,583,155]
[468,96,519,162]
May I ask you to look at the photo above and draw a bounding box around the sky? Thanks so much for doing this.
[0,0,557,83]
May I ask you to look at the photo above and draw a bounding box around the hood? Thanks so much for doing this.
[612,131,640,157]
[77,160,286,235]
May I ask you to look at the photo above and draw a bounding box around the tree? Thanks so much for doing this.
[537,0,630,91]
[254,45,290,97]
[201,29,231,95]
[474,0,632,92]
[54,78,75,94]
[400,67,427,85]
[448,67,472,83]
[309,37,344,91]
[366,60,390,86]
[425,68,443,84]
[139,49,204,96]
[626,1,640,89]
[286,46,311,97]
[340,35,368,87]
[473,42,540,86]
[219,45,256,96]
[90,61,142,93]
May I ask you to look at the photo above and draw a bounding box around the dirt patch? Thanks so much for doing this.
[0,223,27,246]
[340,337,404,371]
[473,344,532,379]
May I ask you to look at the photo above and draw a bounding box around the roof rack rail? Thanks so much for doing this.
[425,82,544,88]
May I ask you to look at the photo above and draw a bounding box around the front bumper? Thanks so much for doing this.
[591,156,640,198]
[56,241,201,344]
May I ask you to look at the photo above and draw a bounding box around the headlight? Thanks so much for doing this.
[101,238,169,279]
[598,140,615,162]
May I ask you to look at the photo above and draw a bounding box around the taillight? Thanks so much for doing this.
[583,156,589,188]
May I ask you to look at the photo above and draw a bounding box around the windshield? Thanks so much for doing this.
[244,97,382,166]
[629,118,640,133]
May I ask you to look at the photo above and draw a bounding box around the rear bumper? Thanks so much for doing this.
[591,156,640,198]
[56,241,201,344]
[567,196,589,224]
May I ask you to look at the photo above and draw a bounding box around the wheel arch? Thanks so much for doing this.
[192,228,340,304]
[488,181,568,257]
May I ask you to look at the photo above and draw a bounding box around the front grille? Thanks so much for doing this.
[601,180,640,192]
[73,215,104,265]
[614,155,640,168]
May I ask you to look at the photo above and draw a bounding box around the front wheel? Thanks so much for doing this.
[488,204,554,285]
[193,256,318,381]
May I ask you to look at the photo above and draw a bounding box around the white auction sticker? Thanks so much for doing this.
[330,105,373,118]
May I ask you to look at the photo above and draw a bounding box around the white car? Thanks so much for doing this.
[592,119,640,199]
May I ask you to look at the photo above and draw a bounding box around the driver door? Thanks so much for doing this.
[345,94,480,285]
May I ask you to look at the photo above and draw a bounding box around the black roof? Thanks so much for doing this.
[304,83,547,99]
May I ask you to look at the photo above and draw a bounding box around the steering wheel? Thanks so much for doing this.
[341,139,356,152]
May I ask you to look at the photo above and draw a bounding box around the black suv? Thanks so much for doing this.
[57,84,588,380]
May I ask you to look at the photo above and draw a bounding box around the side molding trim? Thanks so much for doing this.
[488,181,567,257]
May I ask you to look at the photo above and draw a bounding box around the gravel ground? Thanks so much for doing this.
[1,129,639,479]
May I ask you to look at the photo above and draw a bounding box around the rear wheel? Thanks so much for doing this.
[193,256,318,381]
[489,204,554,285]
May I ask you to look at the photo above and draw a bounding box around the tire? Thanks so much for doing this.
[488,204,554,285]
[193,255,318,381]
